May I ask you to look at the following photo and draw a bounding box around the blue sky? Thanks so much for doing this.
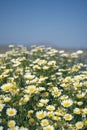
[0,0,87,48]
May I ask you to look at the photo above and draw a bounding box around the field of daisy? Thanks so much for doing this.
[0,45,87,130]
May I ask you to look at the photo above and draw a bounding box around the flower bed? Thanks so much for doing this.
[0,45,87,130]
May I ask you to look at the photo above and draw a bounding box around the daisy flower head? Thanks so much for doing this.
[38,59,47,65]
[40,99,49,105]
[4,97,11,102]
[8,120,16,127]
[77,92,86,99]
[61,99,73,108]
[82,108,87,114]
[43,66,49,70]
[64,114,73,121]
[36,111,47,119]
[41,119,49,126]
[1,83,12,92]
[37,102,44,107]
[73,108,81,114]
[25,85,36,94]
[6,108,17,117]
[75,121,84,129]
[7,126,19,130]
[43,125,54,130]
[48,61,56,66]
[74,82,82,88]
[47,111,54,118]
[46,105,55,111]
[77,101,83,106]
[52,88,61,97]
[24,73,35,80]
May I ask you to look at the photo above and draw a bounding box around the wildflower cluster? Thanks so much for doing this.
[0,45,87,130]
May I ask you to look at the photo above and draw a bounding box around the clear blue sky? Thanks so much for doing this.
[0,0,87,48]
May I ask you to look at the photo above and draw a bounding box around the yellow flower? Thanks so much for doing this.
[24,73,35,80]
[41,119,49,126]
[82,108,87,114]
[37,103,44,107]
[46,105,55,111]
[39,76,48,83]
[74,82,82,88]
[37,87,45,92]
[43,66,49,70]
[29,77,38,84]
[4,97,11,102]
[1,83,12,92]
[48,61,56,66]
[6,108,17,117]
[52,116,59,121]
[40,99,49,105]
[84,120,87,126]
[23,97,29,103]
[23,95,30,103]
[0,75,3,80]
[8,120,16,127]
[73,75,83,82]
[60,95,69,100]
[47,111,54,118]
[61,99,73,107]
[43,125,54,130]
[63,77,71,82]
[33,65,41,70]
[77,93,85,98]
[52,90,61,97]
[25,85,36,94]
[73,108,81,114]
[75,121,83,129]
[64,114,73,121]
[39,60,47,65]
[77,102,83,106]
[36,111,47,119]
[72,65,80,72]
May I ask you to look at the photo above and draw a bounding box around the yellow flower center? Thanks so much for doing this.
[41,120,49,126]
[64,102,70,107]
[8,121,15,127]
[4,97,11,102]
[77,124,83,128]
[39,113,45,118]
[45,128,51,130]
[29,87,35,93]
[9,110,15,115]
[64,114,72,120]
[4,85,11,91]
